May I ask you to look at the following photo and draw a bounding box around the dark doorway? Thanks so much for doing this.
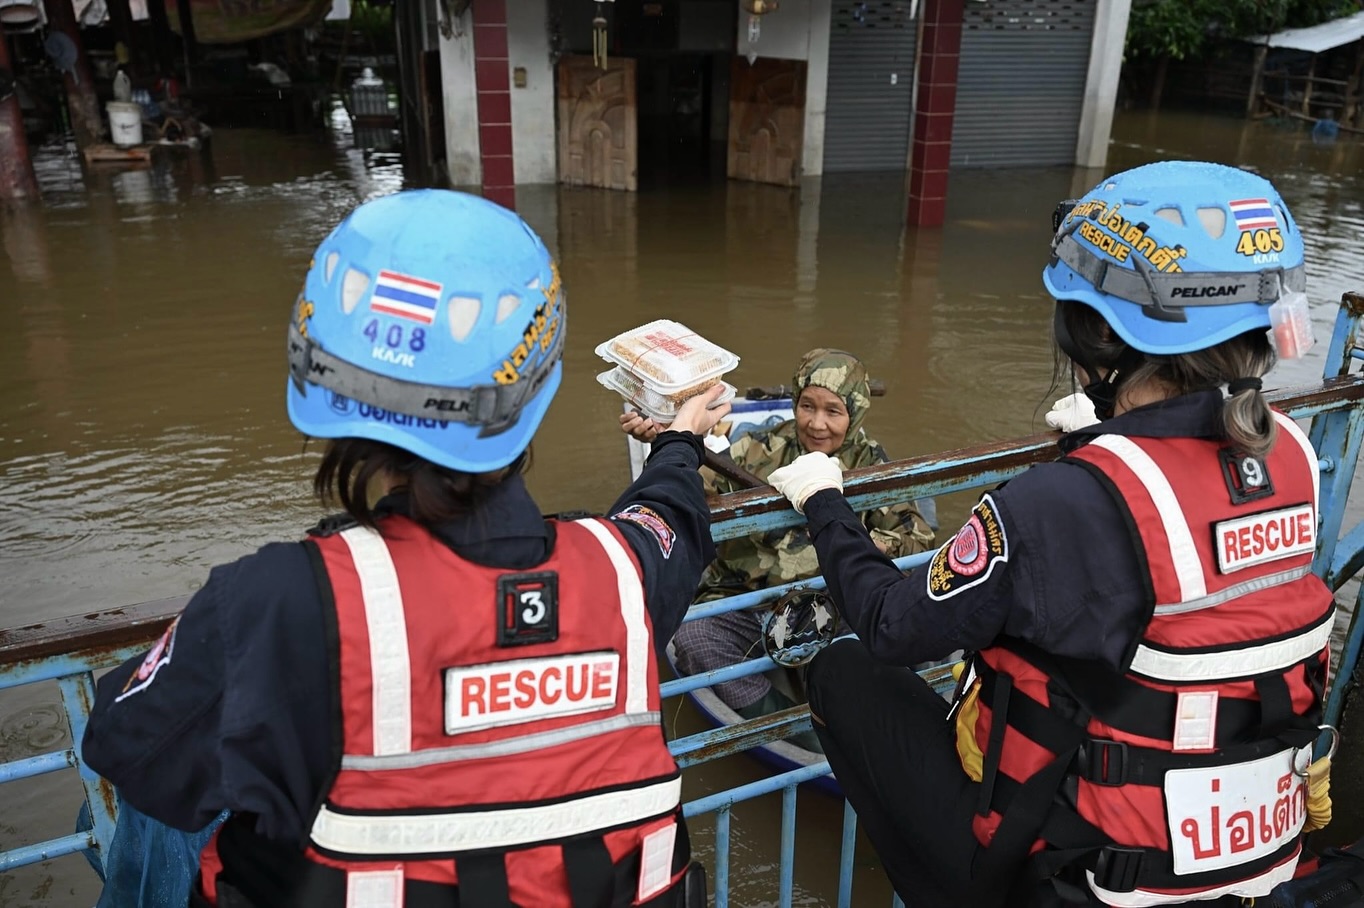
[635,52,726,188]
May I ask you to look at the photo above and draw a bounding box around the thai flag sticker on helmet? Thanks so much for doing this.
[370,269,442,325]
[1228,198,1279,233]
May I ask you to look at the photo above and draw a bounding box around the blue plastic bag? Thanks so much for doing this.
[78,793,227,908]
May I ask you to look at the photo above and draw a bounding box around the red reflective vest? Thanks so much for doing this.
[965,412,1334,906]
[202,515,685,908]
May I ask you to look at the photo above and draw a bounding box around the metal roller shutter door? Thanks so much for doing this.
[951,0,1095,168]
[824,0,918,173]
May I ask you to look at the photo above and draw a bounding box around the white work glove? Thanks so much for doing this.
[767,452,844,514]
[1045,392,1099,432]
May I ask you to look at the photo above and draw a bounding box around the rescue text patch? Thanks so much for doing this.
[927,494,1009,601]
[1215,504,1315,573]
[444,651,619,734]
[612,505,675,560]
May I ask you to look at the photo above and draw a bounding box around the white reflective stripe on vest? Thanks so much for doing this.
[340,712,664,771]
[1086,847,1299,907]
[311,775,682,855]
[576,519,650,716]
[1151,565,1311,616]
[341,527,413,757]
[1128,615,1333,682]
[1273,411,1320,512]
[1089,435,1207,603]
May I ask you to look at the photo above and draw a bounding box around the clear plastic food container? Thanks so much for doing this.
[595,320,740,398]
[597,367,737,423]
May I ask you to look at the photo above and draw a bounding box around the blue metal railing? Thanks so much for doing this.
[3,290,1364,905]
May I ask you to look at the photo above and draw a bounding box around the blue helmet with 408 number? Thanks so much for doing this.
[287,190,564,472]
[1043,161,1306,355]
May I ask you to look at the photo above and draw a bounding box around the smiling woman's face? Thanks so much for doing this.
[795,386,850,455]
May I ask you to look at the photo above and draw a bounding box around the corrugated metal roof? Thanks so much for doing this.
[1247,10,1364,54]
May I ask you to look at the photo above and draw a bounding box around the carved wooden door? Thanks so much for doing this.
[728,57,807,186]
[557,56,638,192]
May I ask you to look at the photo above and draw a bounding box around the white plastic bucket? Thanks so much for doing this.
[107,101,143,147]
[0,0,45,32]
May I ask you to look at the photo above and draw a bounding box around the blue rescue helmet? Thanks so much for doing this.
[286,190,564,472]
[1043,161,1306,356]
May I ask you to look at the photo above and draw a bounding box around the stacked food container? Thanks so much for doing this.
[596,319,740,423]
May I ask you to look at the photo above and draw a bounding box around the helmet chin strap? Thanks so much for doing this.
[1052,305,1144,422]
[1080,370,1124,422]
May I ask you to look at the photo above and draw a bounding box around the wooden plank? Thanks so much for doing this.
[727,57,807,187]
[83,143,154,164]
[0,597,188,668]
[556,55,637,192]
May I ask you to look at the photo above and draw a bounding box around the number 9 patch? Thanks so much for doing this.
[496,572,559,647]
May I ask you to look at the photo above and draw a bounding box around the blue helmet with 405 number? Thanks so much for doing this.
[287,190,564,472]
[1043,161,1306,355]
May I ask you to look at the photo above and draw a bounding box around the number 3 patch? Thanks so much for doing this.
[496,572,559,647]
[927,494,1009,601]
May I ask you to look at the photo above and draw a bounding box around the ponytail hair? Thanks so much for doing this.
[1222,365,1277,458]
[1055,301,1278,457]
[314,438,526,529]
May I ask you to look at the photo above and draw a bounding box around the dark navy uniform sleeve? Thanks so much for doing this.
[83,542,333,843]
[802,459,1150,670]
[82,580,227,832]
[606,431,715,648]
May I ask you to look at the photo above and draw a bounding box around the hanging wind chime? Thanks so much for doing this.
[592,0,613,70]
[742,0,779,63]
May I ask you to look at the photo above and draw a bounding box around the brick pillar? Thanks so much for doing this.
[907,0,964,227]
[0,32,41,202]
[472,0,515,210]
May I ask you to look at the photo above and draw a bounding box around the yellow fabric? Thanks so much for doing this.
[953,664,985,782]
[1304,755,1332,832]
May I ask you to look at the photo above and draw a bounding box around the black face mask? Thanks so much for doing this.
[1052,305,1143,422]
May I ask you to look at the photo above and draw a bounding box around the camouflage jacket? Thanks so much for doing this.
[695,420,935,602]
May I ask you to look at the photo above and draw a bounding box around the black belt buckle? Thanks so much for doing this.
[1092,845,1144,893]
[1077,739,1128,786]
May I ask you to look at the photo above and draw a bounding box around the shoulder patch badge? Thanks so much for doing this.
[612,505,675,560]
[115,616,181,703]
[927,494,1009,601]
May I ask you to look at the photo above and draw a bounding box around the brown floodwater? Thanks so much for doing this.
[1,108,1362,906]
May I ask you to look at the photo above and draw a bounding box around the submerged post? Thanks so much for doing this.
[146,0,177,78]
[0,31,41,202]
[1246,44,1269,117]
[42,0,104,149]
[174,0,197,86]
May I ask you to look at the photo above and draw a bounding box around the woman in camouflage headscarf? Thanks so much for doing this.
[624,349,935,738]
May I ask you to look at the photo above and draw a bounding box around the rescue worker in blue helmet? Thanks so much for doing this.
[765,161,1336,907]
[81,189,728,908]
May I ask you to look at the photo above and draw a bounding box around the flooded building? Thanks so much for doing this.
[433,0,1131,222]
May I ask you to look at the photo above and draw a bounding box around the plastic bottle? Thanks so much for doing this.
[113,68,132,103]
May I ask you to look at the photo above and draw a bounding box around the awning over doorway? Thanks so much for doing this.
[1246,10,1364,54]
